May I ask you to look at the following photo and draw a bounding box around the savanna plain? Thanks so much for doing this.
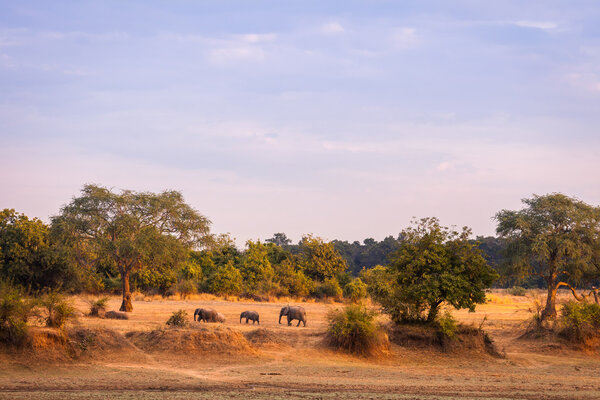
[1,291,599,400]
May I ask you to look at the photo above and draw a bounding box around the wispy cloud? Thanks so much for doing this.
[321,22,344,35]
[509,20,558,30]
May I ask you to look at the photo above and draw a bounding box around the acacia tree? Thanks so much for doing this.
[369,218,497,323]
[51,185,211,311]
[496,194,600,320]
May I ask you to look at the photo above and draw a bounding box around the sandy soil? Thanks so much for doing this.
[1,290,599,399]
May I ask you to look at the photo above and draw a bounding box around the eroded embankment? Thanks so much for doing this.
[0,326,270,364]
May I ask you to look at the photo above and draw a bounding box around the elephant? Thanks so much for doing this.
[194,308,223,323]
[279,306,306,327]
[193,308,206,321]
[240,310,260,324]
[216,312,226,323]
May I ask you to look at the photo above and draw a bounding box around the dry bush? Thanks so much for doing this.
[166,309,188,327]
[558,301,600,347]
[86,297,109,317]
[508,286,527,296]
[0,282,37,346]
[41,291,75,329]
[105,310,129,320]
[325,304,389,356]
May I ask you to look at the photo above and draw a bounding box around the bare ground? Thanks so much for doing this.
[1,290,599,399]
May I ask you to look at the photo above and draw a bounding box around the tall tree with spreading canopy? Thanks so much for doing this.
[495,193,600,320]
[368,218,497,323]
[51,185,211,311]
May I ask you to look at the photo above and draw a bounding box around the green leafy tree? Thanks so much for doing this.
[298,235,348,281]
[207,260,243,295]
[371,218,497,323]
[239,240,275,294]
[0,209,75,291]
[343,278,368,303]
[496,193,600,320]
[272,258,313,297]
[51,184,211,311]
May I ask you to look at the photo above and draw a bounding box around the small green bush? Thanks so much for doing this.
[343,278,367,303]
[559,301,600,343]
[508,286,527,296]
[87,297,109,317]
[0,282,36,346]
[166,309,188,327]
[41,291,75,328]
[436,311,458,339]
[326,305,388,356]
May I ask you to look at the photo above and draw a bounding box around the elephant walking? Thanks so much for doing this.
[194,308,224,323]
[240,310,260,324]
[279,306,306,327]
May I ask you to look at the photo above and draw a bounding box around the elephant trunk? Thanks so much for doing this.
[278,311,283,324]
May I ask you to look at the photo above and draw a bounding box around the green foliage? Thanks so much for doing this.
[166,309,188,327]
[343,278,367,303]
[496,193,600,320]
[41,290,75,328]
[558,301,600,343]
[313,278,343,300]
[272,259,313,297]
[0,282,36,345]
[179,259,203,281]
[367,218,497,323]
[508,286,527,296]
[0,209,75,291]
[239,240,275,294]
[333,236,401,276]
[326,305,387,356]
[207,261,243,296]
[51,184,211,311]
[87,297,109,317]
[298,235,348,281]
[133,265,177,296]
[436,311,458,339]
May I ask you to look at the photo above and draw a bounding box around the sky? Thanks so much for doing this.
[1,1,600,246]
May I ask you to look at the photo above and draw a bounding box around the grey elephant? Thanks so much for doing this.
[240,310,260,324]
[195,308,223,323]
[279,305,306,327]
[193,308,206,321]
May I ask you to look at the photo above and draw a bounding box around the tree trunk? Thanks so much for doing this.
[541,277,557,321]
[119,269,133,312]
[427,301,441,323]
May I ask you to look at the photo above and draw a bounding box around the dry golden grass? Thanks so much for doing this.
[2,289,600,399]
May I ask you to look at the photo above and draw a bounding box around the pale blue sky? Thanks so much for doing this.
[1,1,600,245]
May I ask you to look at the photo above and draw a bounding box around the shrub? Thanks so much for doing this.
[558,301,600,343]
[41,291,75,328]
[0,282,36,346]
[326,305,388,356]
[87,297,109,317]
[313,278,343,300]
[436,311,458,340]
[166,309,188,327]
[343,278,367,303]
[508,286,527,296]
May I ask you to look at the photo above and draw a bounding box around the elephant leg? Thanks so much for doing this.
[287,316,292,326]
[296,319,301,327]
[245,318,249,324]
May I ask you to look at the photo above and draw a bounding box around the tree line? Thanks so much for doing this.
[2,185,600,322]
